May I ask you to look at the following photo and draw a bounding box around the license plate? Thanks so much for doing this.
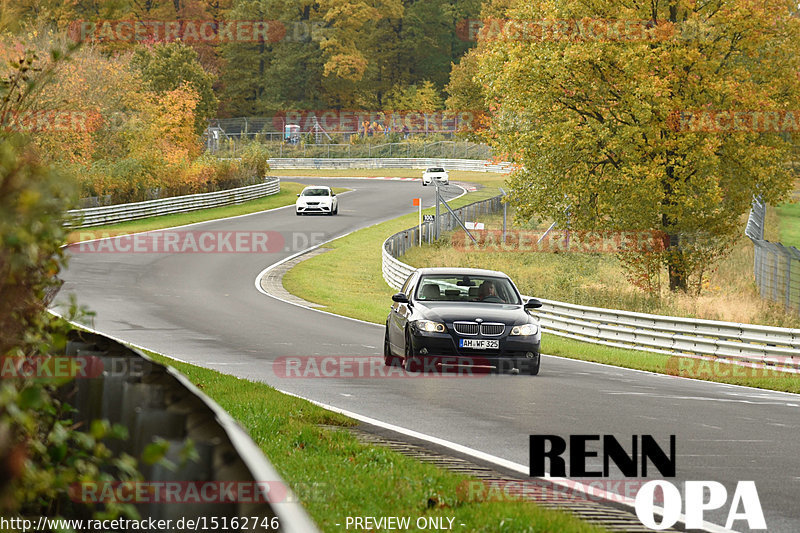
[459,339,499,349]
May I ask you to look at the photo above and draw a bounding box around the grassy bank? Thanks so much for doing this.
[143,350,605,533]
[67,182,347,243]
[776,202,800,249]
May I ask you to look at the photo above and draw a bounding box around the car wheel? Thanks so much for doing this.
[403,331,420,372]
[527,354,541,376]
[333,205,338,215]
[384,326,400,367]
[296,210,302,216]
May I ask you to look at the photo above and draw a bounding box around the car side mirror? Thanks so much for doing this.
[524,298,542,309]
[331,193,336,196]
[392,293,409,303]
[296,193,301,197]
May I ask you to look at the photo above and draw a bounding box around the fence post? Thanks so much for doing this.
[772,251,779,301]
[786,252,793,310]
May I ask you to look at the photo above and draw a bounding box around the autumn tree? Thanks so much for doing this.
[471,0,800,292]
[384,80,444,111]
[131,41,218,133]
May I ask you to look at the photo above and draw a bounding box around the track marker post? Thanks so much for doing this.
[413,197,422,245]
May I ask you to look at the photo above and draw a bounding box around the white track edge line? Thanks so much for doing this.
[253,184,468,328]
[275,389,736,533]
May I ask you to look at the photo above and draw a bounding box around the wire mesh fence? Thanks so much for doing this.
[208,137,492,160]
[746,198,800,315]
[383,195,504,259]
[204,117,491,158]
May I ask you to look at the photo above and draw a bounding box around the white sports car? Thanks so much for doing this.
[296,186,338,215]
[422,167,449,186]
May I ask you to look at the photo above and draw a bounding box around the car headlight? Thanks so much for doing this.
[510,324,538,336]
[416,320,446,333]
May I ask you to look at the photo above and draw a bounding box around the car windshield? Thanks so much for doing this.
[427,168,444,173]
[415,274,520,304]
[302,188,330,196]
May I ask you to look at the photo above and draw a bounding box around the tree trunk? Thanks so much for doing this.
[662,152,688,292]
[665,234,688,292]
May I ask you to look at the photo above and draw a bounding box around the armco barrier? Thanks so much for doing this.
[381,200,800,370]
[267,157,512,173]
[66,178,280,229]
[63,329,318,532]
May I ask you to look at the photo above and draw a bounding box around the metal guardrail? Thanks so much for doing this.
[381,199,800,370]
[267,157,512,173]
[746,197,800,315]
[64,329,318,532]
[66,179,280,229]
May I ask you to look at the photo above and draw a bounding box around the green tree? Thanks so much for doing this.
[131,41,218,132]
[219,0,328,114]
[473,0,800,292]
[400,0,481,89]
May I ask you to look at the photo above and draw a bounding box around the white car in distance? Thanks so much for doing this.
[422,167,449,186]
[296,186,338,215]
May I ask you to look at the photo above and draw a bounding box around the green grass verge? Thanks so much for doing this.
[67,182,347,243]
[142,350,605,533]
[776,202,800,249]
[284,193,800,394]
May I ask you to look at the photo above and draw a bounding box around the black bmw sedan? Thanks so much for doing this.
[384,267,543,375]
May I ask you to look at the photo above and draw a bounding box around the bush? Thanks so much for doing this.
[1,49,141,523]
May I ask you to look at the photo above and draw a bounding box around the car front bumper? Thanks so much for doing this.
[296,203,333,213]
[407,330,540,372]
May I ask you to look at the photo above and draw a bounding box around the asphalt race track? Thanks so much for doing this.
[56,177,800,532]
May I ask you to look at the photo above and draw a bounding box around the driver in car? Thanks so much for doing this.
[476,280,501,302]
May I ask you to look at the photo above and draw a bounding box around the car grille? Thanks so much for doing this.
[480,323,505,336]
[453,322,505,336]
[453,322,479,335]
[306,201,320,205]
